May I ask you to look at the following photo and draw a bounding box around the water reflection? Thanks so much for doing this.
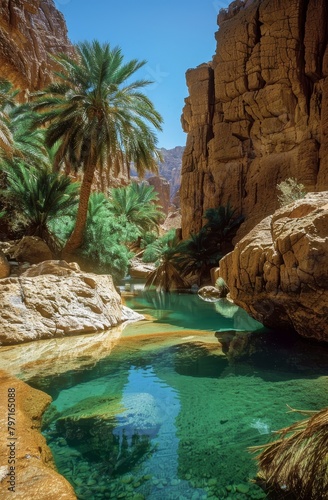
[8,290,328,499]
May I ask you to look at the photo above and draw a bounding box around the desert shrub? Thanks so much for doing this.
[215,277,229,297]
[277,178,306,206]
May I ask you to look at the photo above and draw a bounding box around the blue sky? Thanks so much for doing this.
[54,0,230,149]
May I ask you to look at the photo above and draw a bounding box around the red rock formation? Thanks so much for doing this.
[181,0,328,239]
[0,0,74,92]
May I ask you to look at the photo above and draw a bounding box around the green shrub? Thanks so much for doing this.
[1,162,79,253]
[78,192,132,282]
[277,178,306,206]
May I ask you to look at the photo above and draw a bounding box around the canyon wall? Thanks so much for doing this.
[181,0,328,239]
[0,0,74,92]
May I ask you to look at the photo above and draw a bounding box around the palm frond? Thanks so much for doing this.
[249,407,328,500]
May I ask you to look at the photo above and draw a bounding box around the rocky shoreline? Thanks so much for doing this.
[0,371,76,499]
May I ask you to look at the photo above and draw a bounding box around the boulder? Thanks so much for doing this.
[0,370,76,500]
[22,260,80,277]
[129,258,155,279]
[219,192,328,341]
[0,261,125,345]
[198,285,226,301]
[0,250,10,278]
[12,236,53,264]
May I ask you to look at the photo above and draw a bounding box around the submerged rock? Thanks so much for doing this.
[0,260,132,345]
[219,193,328,341]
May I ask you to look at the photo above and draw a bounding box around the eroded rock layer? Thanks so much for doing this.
[219,192,328,341]
[181,0,328,239]
[0,260,127,345]
[0,0,74,92]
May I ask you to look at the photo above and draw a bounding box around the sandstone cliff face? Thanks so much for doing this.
[181,0,328,239]
[0,0,74,92]
[219,192,328,341]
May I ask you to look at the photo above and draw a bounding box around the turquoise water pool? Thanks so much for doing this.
[34,292,328,500]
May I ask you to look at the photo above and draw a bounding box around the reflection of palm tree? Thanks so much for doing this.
[32,40,162,256]
[109,431,155,476]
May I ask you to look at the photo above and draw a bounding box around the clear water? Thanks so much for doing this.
[29,291,328,500]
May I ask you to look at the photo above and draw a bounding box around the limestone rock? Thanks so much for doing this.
[129,258,155,279]
[198,285,226,301]
[22,260,80,277]
[181,0,328,241]
[0,370,76,500]
[0,250,10,278]
[12,236,53,264]
[219,192,328,341]
[0,0,74,92]
[0,261,125,345]
[161,209,182,232]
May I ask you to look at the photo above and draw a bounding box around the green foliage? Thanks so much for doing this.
[0,162,79,253]
[143,230,188,292]
[31,40,163,253]
[277,178,306,206]
[144,204,244,288]
[0,79,18,158]
[108,182,164,243]
[177,204,244,283]
[214,277,229,297]
[78,192,131,281]
[203,203,244,245]
[176,228,219,283]
[143,229,180,264]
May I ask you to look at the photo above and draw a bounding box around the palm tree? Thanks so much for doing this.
[203,203,244,253]
[144,230,188,292]
[249,406,328,500]
[176,228,220,285]
[0,79,18,160]
[32,40,163,256]
[1,162,79,254]
[108,182,164,242]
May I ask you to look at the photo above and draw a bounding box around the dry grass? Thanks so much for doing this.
[249,406,328,499]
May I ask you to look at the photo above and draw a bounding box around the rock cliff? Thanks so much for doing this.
[0,0,74,92]
[181,0,328,239]
[219,192,328,341]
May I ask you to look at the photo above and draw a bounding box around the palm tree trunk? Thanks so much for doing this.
[62,161,95,257]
